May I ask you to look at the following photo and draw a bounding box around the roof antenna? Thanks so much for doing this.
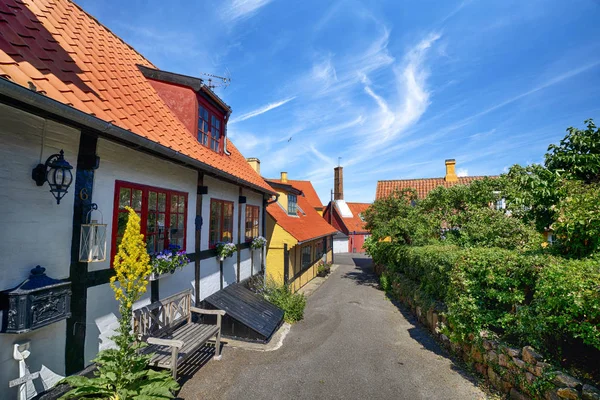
[199,69,231,90]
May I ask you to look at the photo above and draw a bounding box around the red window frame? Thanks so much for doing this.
[111,181,188,267]
[197,98,225,154]
[245,205,260,242]
[209,199,234,248]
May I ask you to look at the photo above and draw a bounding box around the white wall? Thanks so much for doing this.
[84,138,197,365]
[0,103,80,395]
[333,238,349,254]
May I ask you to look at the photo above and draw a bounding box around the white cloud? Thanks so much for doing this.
[230,97,296,123]
[222,0,273,23]
[456,168,469,177]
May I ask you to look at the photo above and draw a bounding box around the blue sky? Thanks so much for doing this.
[78,0,600,204]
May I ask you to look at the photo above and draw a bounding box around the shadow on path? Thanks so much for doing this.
[342,258,481,388]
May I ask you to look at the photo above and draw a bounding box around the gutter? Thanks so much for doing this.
[0,78,276,196]
[297,232,335,245]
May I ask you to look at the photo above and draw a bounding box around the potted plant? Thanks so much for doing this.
[317,261,332,277]
[149,244,190,280]
[216,242,236,261]
[250,236,267,250]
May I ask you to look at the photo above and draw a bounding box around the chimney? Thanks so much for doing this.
[334,166,343,200]
[445,159,458,182]
[247,158,260,174]
[280,171,288,183]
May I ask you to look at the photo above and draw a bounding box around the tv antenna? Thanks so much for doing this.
[200,69,231,90]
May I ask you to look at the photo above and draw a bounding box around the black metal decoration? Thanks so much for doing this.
[0,266,72,334]
[32,149,74,204]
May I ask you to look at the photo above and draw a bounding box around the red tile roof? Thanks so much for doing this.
[342,202,370,233]
[0,0,274,193]
[268,179,323,209]
[267,182,337,243]
[375,176,490,200]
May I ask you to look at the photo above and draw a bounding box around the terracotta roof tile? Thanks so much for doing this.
[268,179,323,209]
[341,202,370,233]
[375,176,491,200]
[267,181,337,242]
[0,0,274,194]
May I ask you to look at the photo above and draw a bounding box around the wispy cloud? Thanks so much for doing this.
[230,96,296,123]
[221,0,273,23]
[456,168,469,177]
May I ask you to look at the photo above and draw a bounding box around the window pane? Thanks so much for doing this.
[157,213,166,241]
[170,194,177,212]
[158,193,166,212]
[146,235,155,254]
[178,196,185,213]
[119,188,131,209]
[147,212,156,233]
[132,189,142,211]
[117,212,128,237]
[149,191,157,211]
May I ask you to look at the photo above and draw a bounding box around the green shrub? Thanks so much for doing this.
[379,273,391,293]
[263,282,306,323]
[530,257,600,350]
[446,248,545,343]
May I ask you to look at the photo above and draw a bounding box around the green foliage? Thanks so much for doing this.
[379,273,391,293]
[546,119,600,184]
[446,208,543,251]
[446,248,543,344]
[263,281,306,323]
[528,257,600,350]
[552,181,600,257]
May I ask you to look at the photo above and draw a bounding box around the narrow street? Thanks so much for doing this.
[179,254,486,399]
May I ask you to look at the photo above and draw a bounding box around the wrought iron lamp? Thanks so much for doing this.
[79,203,107,262]
[31,150,73,204]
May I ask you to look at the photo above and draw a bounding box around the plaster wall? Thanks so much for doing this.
[0,103,80,395]
[84,138,197,365]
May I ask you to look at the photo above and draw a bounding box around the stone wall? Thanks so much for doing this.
[378,266,600,400]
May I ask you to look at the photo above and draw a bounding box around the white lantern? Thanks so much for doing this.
[79,204,107,262]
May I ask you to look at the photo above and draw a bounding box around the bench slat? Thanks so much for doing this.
[146,323,219,368]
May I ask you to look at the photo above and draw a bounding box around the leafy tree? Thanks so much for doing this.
[546,119,600,183]
[61,207,179,399]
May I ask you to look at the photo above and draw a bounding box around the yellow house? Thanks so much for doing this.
[247,160,336,292]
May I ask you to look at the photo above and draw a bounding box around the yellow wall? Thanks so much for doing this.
[277,190,288,212]
[316,208,324,216]
[265,214,297,285]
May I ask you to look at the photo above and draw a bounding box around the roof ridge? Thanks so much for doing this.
[66,0,157,69]
[377,175,495,183]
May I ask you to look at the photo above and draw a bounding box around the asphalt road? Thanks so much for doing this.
[179,253,486,400]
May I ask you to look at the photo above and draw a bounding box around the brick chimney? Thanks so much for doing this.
[334,166,343,200]
[247,158,260,174]
[445,159,458,182]
[280,171,288,183]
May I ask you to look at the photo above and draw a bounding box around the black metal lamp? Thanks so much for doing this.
[32,149,73,204]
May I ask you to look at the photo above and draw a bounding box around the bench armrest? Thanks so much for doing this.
[190,306,226,316]
[147,337,184,349]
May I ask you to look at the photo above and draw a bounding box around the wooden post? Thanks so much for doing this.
[236,187,242,282]
[283,244,289,285]
[195,173,203,306]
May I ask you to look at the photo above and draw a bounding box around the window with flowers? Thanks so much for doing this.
[112,181,187,266]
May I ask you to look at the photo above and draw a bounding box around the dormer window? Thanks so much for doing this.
[198,103,224,153]
[287,194,297,215]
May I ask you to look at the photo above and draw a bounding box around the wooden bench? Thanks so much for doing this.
[132,289,226,379]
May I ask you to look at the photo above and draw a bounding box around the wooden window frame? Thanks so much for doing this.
[244,205,260,242]
[287,194,297,215]
[209,198,235,248]
[111,180,188,267]
[301,245,312,269]
[197,98,225,154]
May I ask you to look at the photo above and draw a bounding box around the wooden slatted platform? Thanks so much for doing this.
[203,282,284,342]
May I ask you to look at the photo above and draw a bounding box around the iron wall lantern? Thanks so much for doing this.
[0,266,71,334]
[31,149,73,204]
[79,204,107,262]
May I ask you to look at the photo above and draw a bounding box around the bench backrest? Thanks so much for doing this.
[133,289,192,339]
